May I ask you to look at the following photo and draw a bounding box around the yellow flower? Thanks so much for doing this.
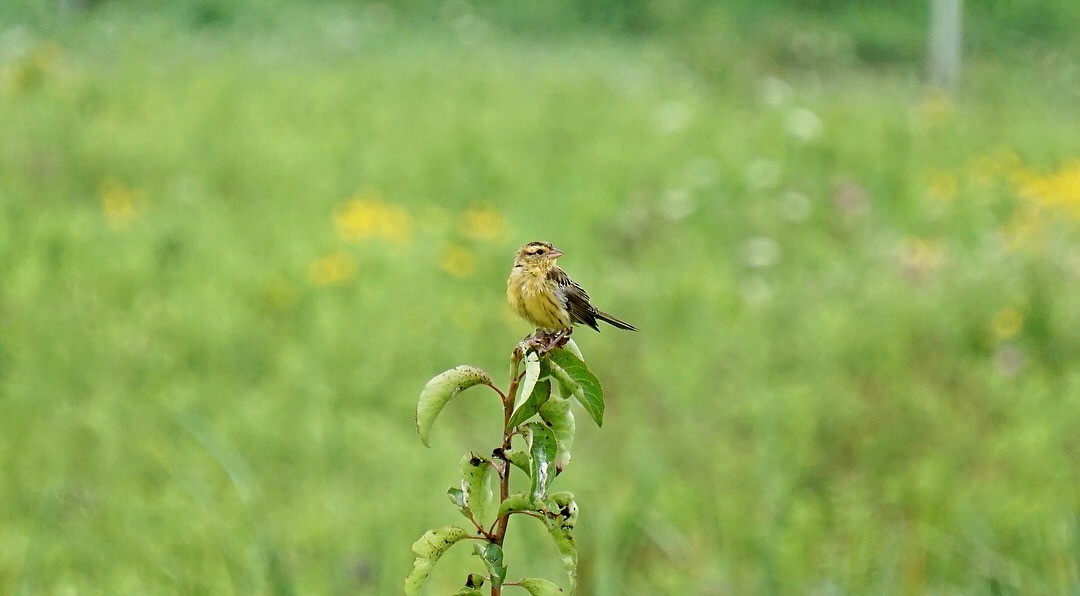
[334,188,413,244]
[307,251,356,287]
[458,207,507,243]
[1000,159,1080,249]
[99,179,141,230]
[991,307,1023,341]
[440,245,477,278]
[1016,160,1080,220]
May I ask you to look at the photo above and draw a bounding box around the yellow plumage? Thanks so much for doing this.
[506,241,636,335]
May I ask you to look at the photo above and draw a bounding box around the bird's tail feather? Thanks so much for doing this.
[595,310,637,331]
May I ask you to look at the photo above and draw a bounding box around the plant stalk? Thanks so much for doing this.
[489,348,522,596]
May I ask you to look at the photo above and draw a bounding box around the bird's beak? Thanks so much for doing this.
[547,247,564,259]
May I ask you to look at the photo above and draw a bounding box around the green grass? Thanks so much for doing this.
[2,2,1080,594]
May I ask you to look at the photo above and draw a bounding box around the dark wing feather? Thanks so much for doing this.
[547,268,601,331]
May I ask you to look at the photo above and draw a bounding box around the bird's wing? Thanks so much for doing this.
[548,267,600,331]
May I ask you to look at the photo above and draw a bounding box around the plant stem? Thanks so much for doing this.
[489,347,522,596]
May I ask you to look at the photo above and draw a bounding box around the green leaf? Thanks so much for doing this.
[526,422,558,502]
[404,526,470,595]
[545,349,604,428]
[515,350,542,414]
[547,523,577,590]
[465,573,485,589]
[543,495,578,592]
[546,492,578,528]
[460,453,495,526]
[452,573,486,596]
[538,394,575,472]
[563,338,585,361]
[517,577,567,595]
[472,542,507,587]
[416,365,494,447]
[448,487,468,511]
[506,449,530,474]
[496,492,543,518]
[508,379,551,429]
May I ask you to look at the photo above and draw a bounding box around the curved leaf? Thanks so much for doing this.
[546,349,604,428]
[538,394,575,473]
[404,526,470,595]
[547,524,577,591]
[546,492,578,528]
[496,492,543,518]
[416,366,494,447]
[526,422,558,502]
[453,573,485,596]
[448,487,468,511]
[472,542,507,587]
[544,493,578,592]
[517,577,567,595]
[465,573,485,589]
[508,379,551,429]
[516,350,542,415]
[563,338,585,361]
[460,453,495,526]
[506,449,530,474]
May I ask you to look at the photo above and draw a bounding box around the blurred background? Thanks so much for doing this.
[2,0,1079,593]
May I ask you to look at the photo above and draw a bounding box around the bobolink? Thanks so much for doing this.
[507,241,636,342]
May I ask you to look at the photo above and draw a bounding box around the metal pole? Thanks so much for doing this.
[928,0,963,89]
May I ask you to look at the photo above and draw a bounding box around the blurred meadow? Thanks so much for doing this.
[3,0,1080,593]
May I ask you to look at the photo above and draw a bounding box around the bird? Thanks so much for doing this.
[506,241,636,343]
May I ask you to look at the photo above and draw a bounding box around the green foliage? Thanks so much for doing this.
[3,2,1080,594]
[526,422,559,502]
[460,453,497,527]
[405,526,472,595]
[472,542,507,588]
[409,344,601,594]
[416,366,495,447]
[517,577,567,595]
[545,350,604,428]
[507,378,551,429]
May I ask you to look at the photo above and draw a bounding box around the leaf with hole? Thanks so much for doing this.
[404,526,471,595]
[526,422,558,502]
[416,366,494,447]
[460,453,495,526]
[452,573,485,596]
[539,394,574,472]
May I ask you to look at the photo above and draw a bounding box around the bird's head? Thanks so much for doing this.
[514,241,563,270]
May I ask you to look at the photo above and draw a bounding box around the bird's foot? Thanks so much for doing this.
[535,329,571,354]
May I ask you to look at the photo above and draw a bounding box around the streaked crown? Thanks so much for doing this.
[514,241,563,267]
